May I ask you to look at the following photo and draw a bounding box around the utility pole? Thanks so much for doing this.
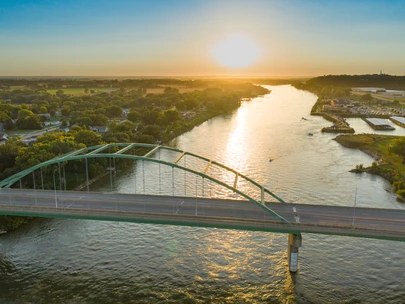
[352,185,357,227]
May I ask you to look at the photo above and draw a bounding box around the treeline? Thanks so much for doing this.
[0,78,203,90]
[305,74,405,90]
[0,81,268,132]
[0,77,272,91]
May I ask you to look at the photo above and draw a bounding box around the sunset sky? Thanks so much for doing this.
[1,0,404,77]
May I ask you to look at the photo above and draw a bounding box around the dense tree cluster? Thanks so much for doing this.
[0,78,269,182]
[306,74,405,91]
[1,79,268,144]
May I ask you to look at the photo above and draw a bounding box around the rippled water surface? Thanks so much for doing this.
[1,85,405,303]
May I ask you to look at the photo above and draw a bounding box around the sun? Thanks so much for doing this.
[211,34,259,69]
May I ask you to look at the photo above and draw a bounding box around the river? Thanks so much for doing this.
[1,85,405,303]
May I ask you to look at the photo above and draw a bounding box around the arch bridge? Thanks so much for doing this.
[1,143,405,273]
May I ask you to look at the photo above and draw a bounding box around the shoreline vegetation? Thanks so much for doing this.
[0,78,270,232]
[291,74,405,200]
[334,134,405,202]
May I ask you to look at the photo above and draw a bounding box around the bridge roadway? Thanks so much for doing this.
[1,189,405,241]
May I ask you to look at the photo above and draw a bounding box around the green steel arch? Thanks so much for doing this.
[0,143,290,223]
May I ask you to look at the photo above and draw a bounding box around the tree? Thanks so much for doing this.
[76,116,93,127]
[4,118,15,130]
[390,137,405,163]
[142,109,161,125]
[361,93,373,102]
[74,130,104,147]
[16,110,42,129]
[56,89,64,97]
[127,111,141,122]
[164,87,179,94]
[105,105,123,118]
[40,106,48,114]
[18,109,34,120]
[102,131,131,143]
[0,139,25,179]
[137,134,155,144]
[163,109,180,124]
[89,114,108,126]
[61,107,70,116]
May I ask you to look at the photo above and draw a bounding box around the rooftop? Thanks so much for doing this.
[390,116,405,125]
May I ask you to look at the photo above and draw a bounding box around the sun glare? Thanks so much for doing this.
[211,34,259,69]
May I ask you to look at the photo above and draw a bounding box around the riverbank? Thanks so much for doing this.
[334,134,405,201]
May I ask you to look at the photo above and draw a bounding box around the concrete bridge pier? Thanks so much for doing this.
[287,233,302,272]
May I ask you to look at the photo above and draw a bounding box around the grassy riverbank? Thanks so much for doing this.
[334,134,405,201]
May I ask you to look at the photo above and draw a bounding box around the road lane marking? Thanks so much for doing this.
[175,201,185,214]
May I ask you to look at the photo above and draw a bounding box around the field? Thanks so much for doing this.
[352,91,405,103]
[47,88,117,96]
[146,87,203,94]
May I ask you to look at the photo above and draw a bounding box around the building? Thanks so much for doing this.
[59,126,69,132]
[91,126,109,133]
[390,116,405,128]
[330,99,350,106]
[364,118,395,130]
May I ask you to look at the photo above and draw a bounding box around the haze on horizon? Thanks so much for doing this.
[1,0,404,77]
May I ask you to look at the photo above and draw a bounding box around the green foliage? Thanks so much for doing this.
[396,189,405,198]
[105,105,122,118]
[137,134,155,144]
[127,111,141,122]
[4,118,15,130]
[393,180,405,191]
[73,130,104,147]
[142,109,161,125]
[39,106,48,114]
[16,112,42,129]
[0,139,25,180]
[103,131,131,143]
[56,89,64,97]
[361,93,373,102]
[390,137,405,163]
[0,215,33,231]
[76,116,93,127]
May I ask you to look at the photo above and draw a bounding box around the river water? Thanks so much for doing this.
[1,85,405,303]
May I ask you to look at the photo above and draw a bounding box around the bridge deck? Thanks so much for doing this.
[1,189,404,241]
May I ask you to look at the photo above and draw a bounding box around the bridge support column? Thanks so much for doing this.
[287,233,302,273]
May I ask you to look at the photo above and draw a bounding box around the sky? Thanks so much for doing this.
[0,0,404,77]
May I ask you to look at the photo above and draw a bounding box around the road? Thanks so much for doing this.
[1,189,405,240]
[0,126,60,145]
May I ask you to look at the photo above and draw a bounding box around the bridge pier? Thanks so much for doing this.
[287,233,302,273]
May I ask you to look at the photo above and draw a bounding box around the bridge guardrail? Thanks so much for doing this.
[0,203,404,241]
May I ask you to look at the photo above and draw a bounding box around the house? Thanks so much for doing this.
[44,121,60,126]
[330,99,350,106]
[90,126,109,133]
[39,113,51,119]
[59,126,69,132]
